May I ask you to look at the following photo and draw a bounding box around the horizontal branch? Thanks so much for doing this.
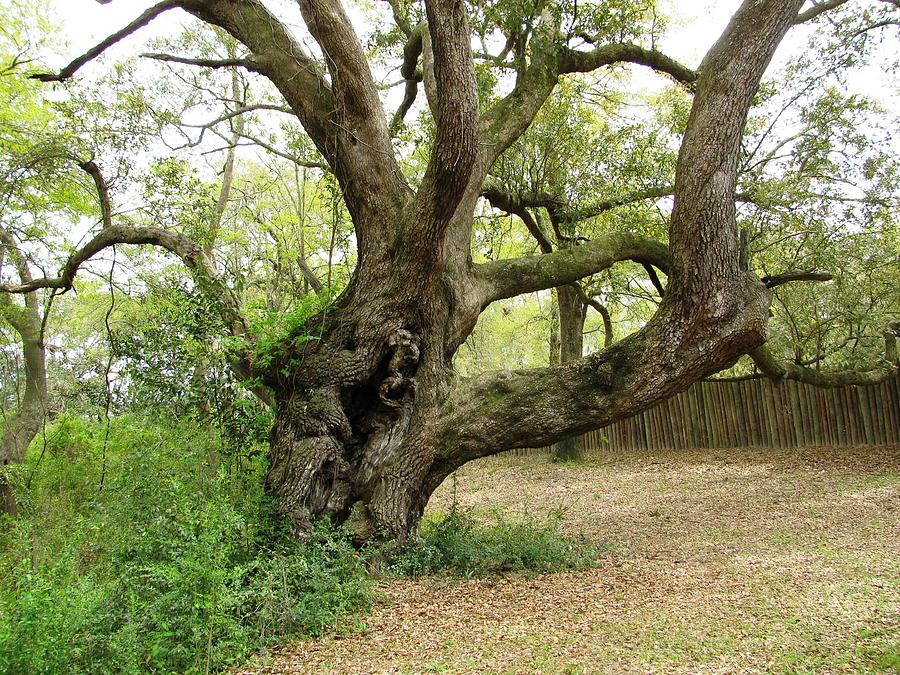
[762,270,833,288]
[558,43,697,84]
[140,52,256,69]
[183,104,296,132]
[482,180,676,227]
[750,334,897,387]
[0,224,248,335]
[474,232,671,306]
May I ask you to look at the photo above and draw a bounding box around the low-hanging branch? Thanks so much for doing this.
[749,326,898,387]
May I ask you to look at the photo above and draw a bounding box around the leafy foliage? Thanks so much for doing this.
[386,506,600,578]
[0,416,370,674]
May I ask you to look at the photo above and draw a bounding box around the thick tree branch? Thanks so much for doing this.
[0,227,39,333]
[30,0,181,82]
[483,181,679,231]
[762,270,833,288]
[558,43,697,83]
[299,259,324,296]
[474,232,671,306]
[667,0,805,313]
[412,0,479,233]
[295,0,389,139]
[429,1,803,465]
[795,0,852,24]
[749,327,898,386]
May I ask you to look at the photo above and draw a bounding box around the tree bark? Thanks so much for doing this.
[552,284,587,461]
[0,231,49,518]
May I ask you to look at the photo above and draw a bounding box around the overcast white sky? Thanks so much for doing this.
[49,0,736,71]
[45,0,896,120]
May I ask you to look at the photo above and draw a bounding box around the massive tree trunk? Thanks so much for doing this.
[17,0,815,541]
[258,0,801,541]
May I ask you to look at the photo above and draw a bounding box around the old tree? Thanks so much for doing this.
[2,0,898,536]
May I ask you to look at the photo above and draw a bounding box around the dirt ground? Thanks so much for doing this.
[243,445,899,674]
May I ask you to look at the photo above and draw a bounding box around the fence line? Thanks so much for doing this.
[517,372,899,455]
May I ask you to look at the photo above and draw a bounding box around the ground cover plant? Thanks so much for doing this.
[386,507,600,578]
[0,416,371,674]
[0,415,593,673]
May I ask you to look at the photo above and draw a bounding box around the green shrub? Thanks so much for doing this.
[385,508,599,578]
[0,415,370,674]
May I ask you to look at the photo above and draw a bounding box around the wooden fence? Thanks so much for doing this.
[529,372,900,454]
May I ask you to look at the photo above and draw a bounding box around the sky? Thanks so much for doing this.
[45,0,897,107]
[49,0,737,72]
[42,0,897,151]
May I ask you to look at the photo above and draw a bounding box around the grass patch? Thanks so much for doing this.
[384,507,601,578]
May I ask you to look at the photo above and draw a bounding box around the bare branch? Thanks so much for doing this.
[795,0,853,24]
[389,23,425,133]
[641,263,666,297]
[412,0,479,232]
[31,1,182,82]
[141,52,256,69]
[183,103,296,132]
[762,270,833,288]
